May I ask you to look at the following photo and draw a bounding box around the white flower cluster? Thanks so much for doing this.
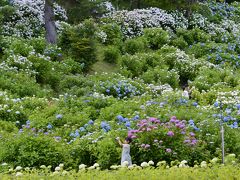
[217,90,240,105]
[147,84,173,95]
[2,0,67,38]
[205,19,240,37]
[100,1,115,12]
[189,13,208,29]
[107,8,188,38]
[106,5,240,39]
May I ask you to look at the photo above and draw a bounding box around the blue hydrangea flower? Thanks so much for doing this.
[225,108,231,114]
[75,130,80,137]
[26,120,30,125]
[88,120,94,125]
[47,124,53,129]
[133,115,140,120]
[223,116,229,122]
[214,102,219,107]
[125,121,131,127]
[188,119,194,125]
[236,104,240,109]
[193,102,198,107]
[230,122,238,129]
[79,127,86,132]
[117,115,124,121]
[101,121,111,132]
[56,114,63,119]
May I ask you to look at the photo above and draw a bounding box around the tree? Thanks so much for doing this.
[44,0,57,44]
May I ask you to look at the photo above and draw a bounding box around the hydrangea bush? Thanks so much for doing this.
[2,0,67,38]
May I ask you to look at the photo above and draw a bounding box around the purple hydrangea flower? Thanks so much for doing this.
[166,148,172,153]
[167,131,174,136]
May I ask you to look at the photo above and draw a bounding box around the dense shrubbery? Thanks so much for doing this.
[59,19,97,71]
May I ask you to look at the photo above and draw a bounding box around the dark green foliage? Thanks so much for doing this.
[141,66,180,89]
[100,23,123,45]
[123,37,148,55]
[0,70,47,97]
[176,28,211,45]
[170,36,188,49]
[0,133,70,168]
[103,45,120,64]
[59,0,106,24]
[143,28,170,50]
[59,19,97,72]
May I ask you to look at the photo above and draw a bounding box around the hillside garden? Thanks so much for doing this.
[0,0,240,178]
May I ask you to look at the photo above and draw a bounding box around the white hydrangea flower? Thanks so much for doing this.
[55,166,61,171]
[200,161,207,168]
[140,162,149,168]
[88,166,95,170]
[79,164,87,170]
[180,160,187,164]
[157,161,167,167]
[15,166,22,171]
[40,165,46,169]
[148,160,154,166]
[93,163,99,168]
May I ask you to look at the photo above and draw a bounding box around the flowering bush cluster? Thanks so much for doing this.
[127,116,201,163]
[106,8,187,38]
[1,0,67,38]
[94,74,145,99]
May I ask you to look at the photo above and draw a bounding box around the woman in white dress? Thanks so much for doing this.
[116,137,132,166]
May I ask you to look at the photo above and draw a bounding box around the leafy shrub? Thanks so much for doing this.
[95,136,121,169]
[97,23,123,45]
[141,66,180,89]
[0,70,48,97]
[128,117,209,165]
[120,52,164,77]
[59,19,97,71]
[186,42,229,58]
[170,36,188,49]
[0,120,18,133]
[103,46,120,64]
[143,28,170,49]
[4,38,34,57]
[68,138,97,169]
[28,37,47,54]
[44,45,63,62]
[28,54,60,91]
[0,133,70,168]
[123,37,148,55]
[58,75,93,96]
[191,67,239,92]
[158,45,206,83]
[176,28,211,45]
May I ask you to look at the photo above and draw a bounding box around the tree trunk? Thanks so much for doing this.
[44,0,57,44]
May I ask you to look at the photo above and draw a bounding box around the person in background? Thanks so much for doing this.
[116,137,132,166]
[182,86,190,99]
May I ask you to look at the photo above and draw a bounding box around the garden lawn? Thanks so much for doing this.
[0,166,240,180]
